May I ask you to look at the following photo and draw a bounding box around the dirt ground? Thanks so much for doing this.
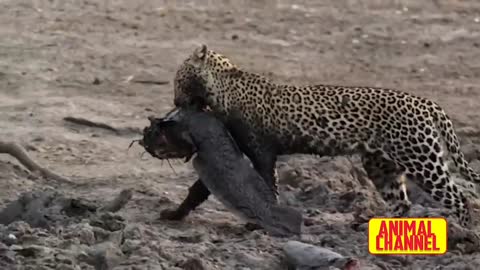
[1,0,480,269]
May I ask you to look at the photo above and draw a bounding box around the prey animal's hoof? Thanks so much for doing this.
[160,208,187,221]
[245,222,263,231]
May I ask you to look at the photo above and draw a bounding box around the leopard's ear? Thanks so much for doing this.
[190,44,208,67]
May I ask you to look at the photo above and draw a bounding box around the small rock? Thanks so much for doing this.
[223,17,235,24]
[92,77,101,85]
[55,253,75,265]
[121,239,142,254]
[283,241,359,270]
[339,191,357,202]
[122,224,143,240]
[54,263,79,270]
[84,242,123,270]
[279,190,299,206]
[278,166,302,188]
[235,252,265,268]
[140,246,160,259]
[470,160,480,172]
[459,141,480,162]
[12,244,54,258]
[90,226,111,243]
[351,222,369,232]
[1,190,96,229]
[107,231,124,246]
[303,218,315,227]
[171,231,205,244]
[66,223,96,245]
[447,221,480,253]
[180,258,205,270]
[90,213,125,232]
[0,250,16,264]
[31,136,45,142]
[441,28,469,43]
[2,233,17,245]
[24,144,38,151]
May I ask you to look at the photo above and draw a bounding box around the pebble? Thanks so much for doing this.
[122,224,144,240]
[85,242,123,270]
[278,166,302,188]
[180,258,205,270]
[171,231,205,244]
[92,77,101,85]
[283,241,359,270]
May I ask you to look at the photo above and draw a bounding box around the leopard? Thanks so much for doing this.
[166,44,480,227]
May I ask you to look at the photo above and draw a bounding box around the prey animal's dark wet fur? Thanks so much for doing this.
[140,107,302,237]
[141,98,279,223]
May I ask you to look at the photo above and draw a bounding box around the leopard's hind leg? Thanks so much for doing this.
[396,136,472,227]
[362,151,412,217]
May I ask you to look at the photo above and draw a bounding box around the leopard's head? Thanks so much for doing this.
[173,44,237,111]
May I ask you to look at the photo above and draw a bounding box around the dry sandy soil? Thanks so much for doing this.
[1,0,480,269]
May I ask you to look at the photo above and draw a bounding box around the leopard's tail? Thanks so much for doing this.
[433,104,480,183]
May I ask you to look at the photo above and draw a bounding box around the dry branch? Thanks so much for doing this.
[64,116,119,133]
[130,79,169,85]
[0,140,72,184]
[64,116,141,136]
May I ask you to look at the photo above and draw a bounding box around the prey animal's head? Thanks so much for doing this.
[140,116,196,163]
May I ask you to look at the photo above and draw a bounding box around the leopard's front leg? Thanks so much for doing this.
[224,113,279,199]
[246,139,279,199]
[160,179,211,220]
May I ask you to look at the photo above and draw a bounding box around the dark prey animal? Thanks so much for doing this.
[140,107,303,237]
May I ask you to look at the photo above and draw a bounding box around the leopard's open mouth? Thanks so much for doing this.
[185,96,210,112]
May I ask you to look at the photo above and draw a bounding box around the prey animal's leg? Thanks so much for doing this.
[160,179,211,220]
[362,152,411,217]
